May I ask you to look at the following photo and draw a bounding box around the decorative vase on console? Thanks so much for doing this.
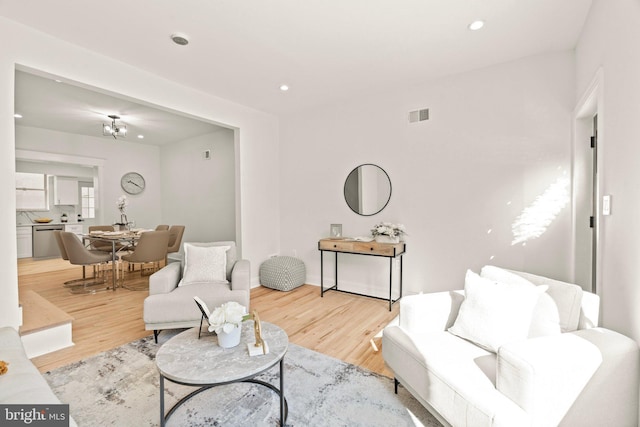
[375,234,400,244]
[371,222,407,244]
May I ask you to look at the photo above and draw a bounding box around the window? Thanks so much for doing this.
[16,172,48,211]
[80,183,95,219]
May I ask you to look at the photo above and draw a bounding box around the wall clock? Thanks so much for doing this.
[120,172,146,195]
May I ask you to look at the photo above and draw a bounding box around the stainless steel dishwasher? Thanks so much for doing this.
[32,224,64,259]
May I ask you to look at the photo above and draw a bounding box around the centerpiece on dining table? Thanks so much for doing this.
[115,195,129,231]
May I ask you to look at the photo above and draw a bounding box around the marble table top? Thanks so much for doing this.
[155,321,289,385]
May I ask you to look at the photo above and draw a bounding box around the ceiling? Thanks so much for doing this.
[2,0,592,118]
[14,71,225,146]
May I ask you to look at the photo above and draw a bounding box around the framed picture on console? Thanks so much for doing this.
[330,224,342,238]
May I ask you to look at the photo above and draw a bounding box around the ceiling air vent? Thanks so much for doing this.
[409,108,429,123]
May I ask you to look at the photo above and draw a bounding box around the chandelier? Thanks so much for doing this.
[102,115,127,139]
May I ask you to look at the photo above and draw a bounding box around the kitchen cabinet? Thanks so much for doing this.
[54,177,79,205]
[17,226,33,258]
[64,224,84,238]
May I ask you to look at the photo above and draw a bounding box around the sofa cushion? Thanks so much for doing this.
[382,327,529,426]
[508,270,583,332]
[481,265,561,338]
[449,270,545,353]
[180,244,230,286]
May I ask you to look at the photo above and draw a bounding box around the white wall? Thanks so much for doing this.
[0,17,280,328]
[160,129,236,244]
[279,51,575,298]
[575,0,640,341]
[16,125,163,228]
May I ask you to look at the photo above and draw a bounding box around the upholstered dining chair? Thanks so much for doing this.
[155,224,170,231]
[120,230,170,290]
[166,225,185,264]
[59,231,113,293]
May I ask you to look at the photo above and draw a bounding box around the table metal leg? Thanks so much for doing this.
[400,255,403,302]
[160,374,165,427]
[334,252,338,291]
[388,258,393,311]
[111,240,117,291]
[320,250,324,297]
[280,358,285,426]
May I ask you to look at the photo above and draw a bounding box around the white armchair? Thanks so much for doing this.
[382,267,639,427]
[143,241,250,343]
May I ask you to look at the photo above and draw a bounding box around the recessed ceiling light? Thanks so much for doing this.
[280,84,289,92]
[468,20,485,31]
[137,135,144,139]
[14,113,22,118]
[171,33,189,46]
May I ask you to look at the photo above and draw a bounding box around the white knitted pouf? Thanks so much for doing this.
[259,256,306,291]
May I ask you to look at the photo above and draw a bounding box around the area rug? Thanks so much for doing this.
[44,334,442,426]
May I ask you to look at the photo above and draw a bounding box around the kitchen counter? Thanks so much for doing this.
[17,222,85,227]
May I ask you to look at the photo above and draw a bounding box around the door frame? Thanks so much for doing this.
[571,68,604,294]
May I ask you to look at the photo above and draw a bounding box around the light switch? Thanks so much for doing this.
[603,195,611,216]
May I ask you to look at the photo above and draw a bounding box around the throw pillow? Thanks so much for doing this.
[179,244,230,286]
[480,265,561,338]
[507,270,583,332]
[448,269,546,353]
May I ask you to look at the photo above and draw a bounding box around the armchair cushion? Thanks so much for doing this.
[180,241,237,280]
[180,243,229,286]
[448,270,546,352]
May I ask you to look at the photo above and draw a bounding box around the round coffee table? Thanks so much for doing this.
[156,321,289,426]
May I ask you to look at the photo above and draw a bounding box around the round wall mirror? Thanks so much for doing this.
[344,164,392,216]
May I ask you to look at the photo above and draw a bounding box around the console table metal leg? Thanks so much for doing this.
[334,252,338,291]
[320,251,324,297]
[400,255,404,301]
[388,258,393,311]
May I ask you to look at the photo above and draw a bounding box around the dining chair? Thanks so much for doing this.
[155,224,170,231]
[120,230,170,290]
[166,225,185,264]
[59,231,113,293]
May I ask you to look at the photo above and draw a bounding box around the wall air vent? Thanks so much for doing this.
[409,108,429,123]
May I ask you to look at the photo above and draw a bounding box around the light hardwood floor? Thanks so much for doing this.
[18,258,398,377]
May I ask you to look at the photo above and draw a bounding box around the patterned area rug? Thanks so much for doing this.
[44,333,442,426]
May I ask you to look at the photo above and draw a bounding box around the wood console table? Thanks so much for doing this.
[318,238,406,311]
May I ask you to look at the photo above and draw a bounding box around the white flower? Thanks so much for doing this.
[116,195,128,213]
[207,301,247,334]
[371,222,407,238]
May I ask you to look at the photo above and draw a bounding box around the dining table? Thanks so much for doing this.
[82,230,143,290]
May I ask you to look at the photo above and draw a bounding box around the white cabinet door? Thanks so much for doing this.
[64,224,84,238]
[17,226,33,258]
[54,177,79,205]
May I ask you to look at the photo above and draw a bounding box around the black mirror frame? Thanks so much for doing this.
[343,163,392,216]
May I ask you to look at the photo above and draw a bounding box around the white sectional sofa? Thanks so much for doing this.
[382,267,639,427]
[0,327,77,427]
